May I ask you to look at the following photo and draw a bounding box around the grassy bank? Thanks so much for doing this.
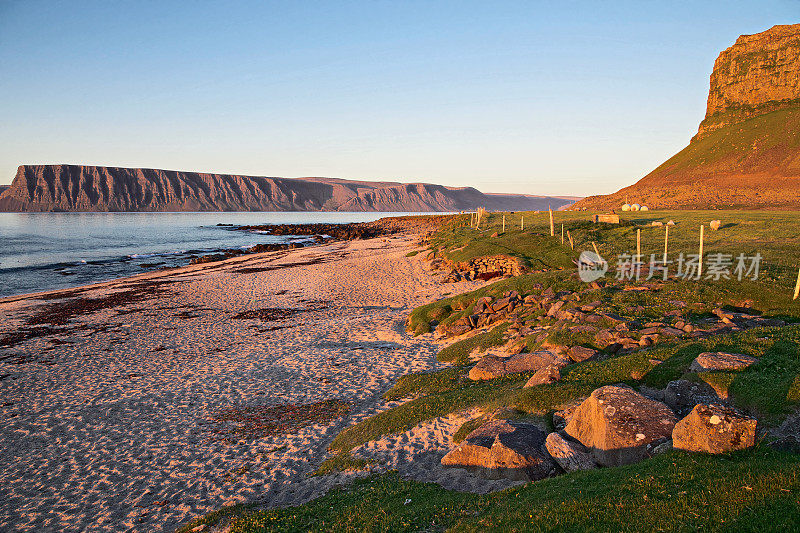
[180,447,800,532]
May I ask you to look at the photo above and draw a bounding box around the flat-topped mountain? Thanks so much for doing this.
[577,24,800,210]
[0,165,575,213]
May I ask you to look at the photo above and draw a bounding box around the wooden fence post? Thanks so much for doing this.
[698,225,705,278]
[663,224,669,264]
[794,268,800,300]
[549,206,554,237]
[636,228,641,264]
[502,214,505,233]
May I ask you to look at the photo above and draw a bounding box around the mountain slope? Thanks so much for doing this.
[0,165,575,213]
[577,23,800,210]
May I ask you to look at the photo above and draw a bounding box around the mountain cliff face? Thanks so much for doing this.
[577,24,800,210]
[697,24,800,139]
[0,165,574,213]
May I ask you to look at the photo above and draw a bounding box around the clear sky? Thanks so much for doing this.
[0,1,797,195]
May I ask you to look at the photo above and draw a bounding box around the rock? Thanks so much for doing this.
[651,221,663,226]
[690,352,758,372]
[564,385,678,467]
[553,400,585,429]
[523,363,563,388]
[546,300,565,317]
[568,346,600,363]
[441,420,556,481]
[468,355,508,381]
[504,339,527,355]
[650,439,673,455]
[672,404,757,453]
[709,220,722,230]
[505,350,562,374]
[545,432,597,472]
[663,379,721,416]
[469,351,559,380]
[666,220,675,226]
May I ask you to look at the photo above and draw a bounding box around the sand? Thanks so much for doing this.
[0,234,486,532]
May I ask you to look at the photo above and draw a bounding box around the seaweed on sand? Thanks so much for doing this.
[207,399,352,442]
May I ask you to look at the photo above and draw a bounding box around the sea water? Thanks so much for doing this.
[0,212,423,298]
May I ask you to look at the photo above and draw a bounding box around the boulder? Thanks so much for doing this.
[564,385,678,467]
[552,399,585,430]
[672,404,757,453]
[709,220,722,230]
[523,363,563,388]
[441,420,556,481]
[690,352,758,372]
[544,432,597,472]
[663,379,721,416]
[505,350,563,374]
[568,345,600,363]
[468,355,508,381]
[469,350,559,381]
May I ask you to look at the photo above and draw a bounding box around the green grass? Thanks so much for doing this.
[666,104,800,177]
[312,453,370,476]
[328,325,800,458]
[433,209,800,298]
[436,323,509,364]
[181,447,800,532]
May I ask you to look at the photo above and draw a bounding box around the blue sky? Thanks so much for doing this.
[0,1,797,195]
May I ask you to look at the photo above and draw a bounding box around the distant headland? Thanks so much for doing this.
[0,164,577,213]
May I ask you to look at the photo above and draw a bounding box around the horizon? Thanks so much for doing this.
[1,1,798,195]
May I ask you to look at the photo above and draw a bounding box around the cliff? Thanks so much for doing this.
[697,24,800,139]
[576,24,800,211]
[0,165,575,213]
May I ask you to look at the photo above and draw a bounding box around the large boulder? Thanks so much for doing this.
[690,352,757,372]
[568,346,600,363]
[469,350,560,381]
[523,363,563,388]
[544,432,597,472]
[672,403,757,453]
[441,420,556,481]
[663,379,722,416]
[468,355,508,381]
[564,385,678,467]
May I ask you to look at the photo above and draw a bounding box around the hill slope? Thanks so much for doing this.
[0,165,575,213]
[577,23,800,210]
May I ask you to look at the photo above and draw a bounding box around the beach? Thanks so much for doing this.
[0,232,483,532]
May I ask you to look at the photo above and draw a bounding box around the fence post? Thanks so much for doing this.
[698,225,705,278]
[794,268,800,300]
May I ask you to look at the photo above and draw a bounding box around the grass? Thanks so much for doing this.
[436,324,509,364]
[312,453,370,476]
[180,447,800,532]
[327,324,800,458]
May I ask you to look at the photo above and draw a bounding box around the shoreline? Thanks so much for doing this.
[0,215,450,301]
[0,230,482,532]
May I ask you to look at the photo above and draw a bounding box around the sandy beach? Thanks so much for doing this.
[0,233,484,532]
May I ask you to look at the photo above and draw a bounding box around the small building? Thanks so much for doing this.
[593,213,620,224]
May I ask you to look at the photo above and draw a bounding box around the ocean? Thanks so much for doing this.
[0,212,423,298]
